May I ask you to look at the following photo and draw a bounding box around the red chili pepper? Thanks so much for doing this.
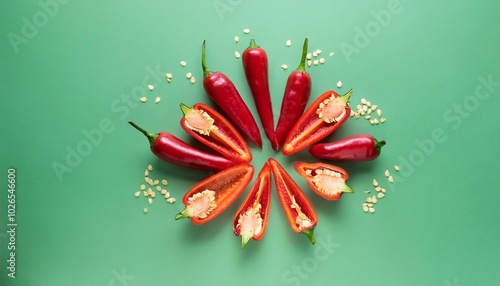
[242,38,278,150]
[293,161,354,201]
[202,40,263,148]
[175,163,254,224]
[282,89,353,156]
[180,103,252,164]
[233,162,272,248]
[275,38,312,149]
[309,134,386,161]
[268,158,317,244]
[128,121,236,172]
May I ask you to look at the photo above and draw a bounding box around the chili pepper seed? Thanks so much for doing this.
[155,97,161,104]
[385,170,390,177]
[394,165,400,171]
[161,189,167,195]
[388,176,394,183]
[167,197,176,204]
[307,60,312,67]
[337,81,343,88]
[286,40,291,47]
[307,53,312,60]
[313,59,319,66]
[373,179,379,187]
[143,191,148,197]
[144,208,148,213]
[234,51,241,59]
[281,64,288,70]
[190,77,196,84]
[147,164,153,171]
[140,184,146,190]
[234,36,239,43]
[186,72,192,79]
[319,58,325,64]
[329,52,334,57]
[148,84,154,91]
[140,97,147,103]
[363,204,369,212]
[161,179,168,185]
[377,192,385,199]
[134,191,140,197]
[148,198,153,205]
[380,118,386,123]
[369,207,375,213]
[243,28,250,34]
[156,186,162,191]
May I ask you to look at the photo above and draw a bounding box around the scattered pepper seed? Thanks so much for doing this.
[134,191,140,197]
[394,165,400,171]
[377,109,382,117]
[372,196,377,204]
[337,80,343,88]
[180,61,187,67]
[234,36,239,43]
[312,51,318,57]
[380,118,386,123]
[140,184,146,190]
[147,165,153,171]
[377,193,385,199]
[161,179,168,185]
[186,72,192,79]
[319,58,325,64]
[363,205,369,212]
[156,186,162,191]
[190,77,196,84]
[373,179,379,187]
[148,198,153,205]
[329,52,334,57]
[306,53,312,60]
[143,191,148,197]
[375,186,382,192]
[388,176,394,183]
[385,170,390,177]
[144,170,149,177]
[144,208,148,213]
[307,60,312,67]
[281,64,288,70]
[148,84,154,91]
[243,28,250,34]
[140,97,147,103]
[161,189,167,195]
[234,51,241,59]
[361,98,367,104]
[286,40,291,47]
[167,197,176,203]
[313,59,319,66]
[155,97,161,104]
[153,179,159,185]
[366,197,373,203]
[369,207,375,213]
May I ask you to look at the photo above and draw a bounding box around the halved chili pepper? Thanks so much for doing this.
[293,161,353,201]
[275,38,312,149]
[202,40,262,148]
[233,162,272,248]
[268,158,317,244]
[242,38,278,150]
[175,163,254,224]
[309,134,386,161]
[128,121,236,172]
[282,89,353,156]
[179,102,252,163]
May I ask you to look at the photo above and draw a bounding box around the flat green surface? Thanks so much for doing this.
[1,1,500,285]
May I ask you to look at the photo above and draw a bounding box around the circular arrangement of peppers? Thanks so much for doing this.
[130,38,386,248]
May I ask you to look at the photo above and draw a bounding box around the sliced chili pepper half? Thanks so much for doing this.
[175,163,254,224]
[282,89,353,156]
[233,162,272,248]
[268,158,317,244]
[293,161,354,201]
[180,102,252,163]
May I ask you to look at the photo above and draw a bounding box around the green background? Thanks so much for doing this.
[1,0,499,285]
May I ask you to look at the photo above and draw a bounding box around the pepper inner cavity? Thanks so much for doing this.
[290,196,313,231]
[307,168,345,195]
[236,203,263,239]
[186,189,217,219]
[316,94,347,123]
[184,108,218,135]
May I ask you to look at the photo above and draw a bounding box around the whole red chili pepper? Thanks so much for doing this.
[202,40,262,148]
[309,134,386,161]
[129,121,236,172]
[242,38,278,150]
[268,158,317,244]
[282,89,353,156]
[275,38,312,149]
[233,162,272,248]
[175,163,254,224]
[179,102,252,163]
[293,161,354,201]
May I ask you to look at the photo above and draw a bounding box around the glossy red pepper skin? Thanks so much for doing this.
[282,89,353,156]
[268,158,317,244]
[275,38,311,149]
[202,40,262,148]
[129,121,236,172]
[293,161,354,200]
[309,134,386,161]
[233,162,272,248]
[176,163,254,224]
[242,39,278,150]
[180,102,252,163]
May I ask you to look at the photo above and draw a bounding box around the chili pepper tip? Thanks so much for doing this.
[303,228,316,245]
[175,208,190,220]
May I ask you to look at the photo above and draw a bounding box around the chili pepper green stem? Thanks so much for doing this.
[201,40,213,78]
[339,89,353,104]
[179,103,191,116]
[175,208,190,220]
[374,139,387,154]
[247,38,259,49]
[302,228,316,244]
[128,121,157,145]
[295,38,309,72]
